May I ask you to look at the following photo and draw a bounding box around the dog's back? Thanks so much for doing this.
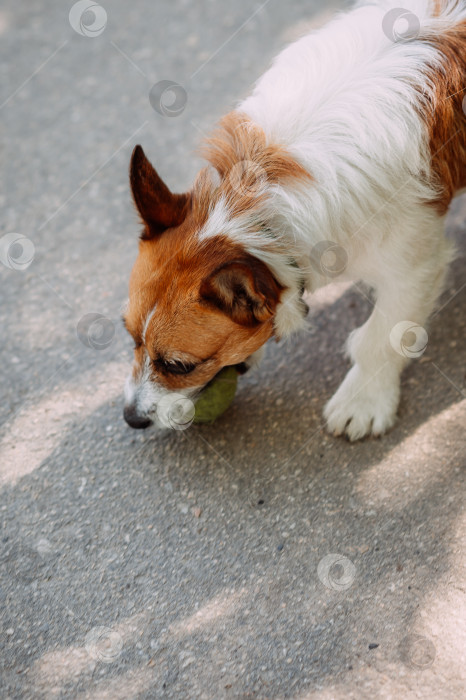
[240,0,466,216]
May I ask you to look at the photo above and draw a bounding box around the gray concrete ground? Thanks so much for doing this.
[1,1,465,698]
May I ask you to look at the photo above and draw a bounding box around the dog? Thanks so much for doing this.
[122,0,465,440]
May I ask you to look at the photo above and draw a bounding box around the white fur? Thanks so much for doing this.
[199,196,309,337]
[142,304,157,343]
[198,0,463,439]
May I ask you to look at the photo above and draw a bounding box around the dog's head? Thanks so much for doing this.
[122,116,310,429]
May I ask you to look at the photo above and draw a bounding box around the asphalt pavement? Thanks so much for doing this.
[1,1,465,698]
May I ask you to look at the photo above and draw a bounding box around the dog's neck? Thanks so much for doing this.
[199,111,313,338]
[257,220,306,295]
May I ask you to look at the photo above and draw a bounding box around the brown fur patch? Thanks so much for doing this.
[423,18,466,212]
[432,0,443,18]
[126,113,311,394]
[200,111,311,216]
[200,257,284,327]
[125,228,279,392]
[190,167,217,227]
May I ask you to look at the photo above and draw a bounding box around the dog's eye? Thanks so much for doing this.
[158,359,196,375]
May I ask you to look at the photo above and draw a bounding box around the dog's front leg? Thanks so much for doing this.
[324,225,453,440]
[324,318,404,441]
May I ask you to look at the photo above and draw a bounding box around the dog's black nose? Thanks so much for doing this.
[123,404,153,429]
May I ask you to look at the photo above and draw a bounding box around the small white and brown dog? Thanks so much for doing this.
[122,0,465,440]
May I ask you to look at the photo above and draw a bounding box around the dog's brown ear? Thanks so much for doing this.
[130,145,190,238]
[200,257,283,327]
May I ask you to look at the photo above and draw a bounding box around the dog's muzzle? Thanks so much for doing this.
[122,360,256,430]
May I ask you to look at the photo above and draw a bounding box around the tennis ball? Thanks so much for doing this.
[193,366,238,424]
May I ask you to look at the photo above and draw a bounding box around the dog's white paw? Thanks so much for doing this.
[324,365,400,441]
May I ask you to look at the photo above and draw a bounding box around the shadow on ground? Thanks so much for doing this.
[0,0,464,697]
[1,247,464,699]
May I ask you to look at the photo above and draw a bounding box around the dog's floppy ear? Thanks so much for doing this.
[130,145,190,238]
[200,257,283,327]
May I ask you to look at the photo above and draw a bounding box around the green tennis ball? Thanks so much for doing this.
[193,366,238,424]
